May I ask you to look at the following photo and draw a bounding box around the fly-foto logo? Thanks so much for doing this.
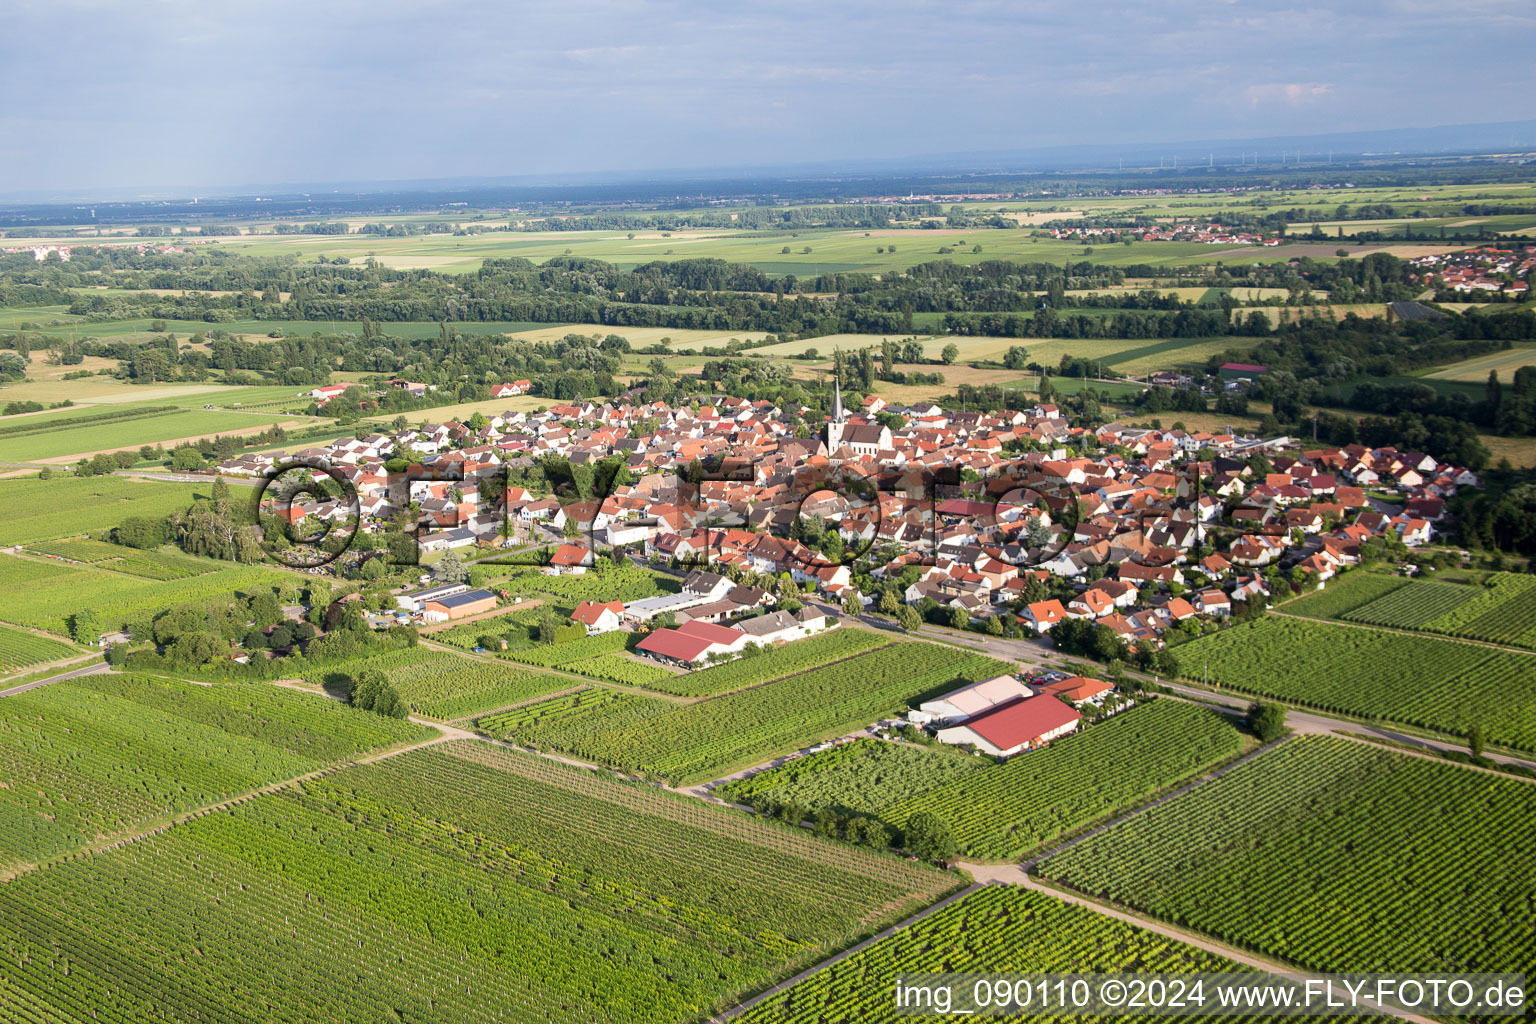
[251,451,1208,577]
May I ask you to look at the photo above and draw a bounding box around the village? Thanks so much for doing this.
[222,370,1470,756]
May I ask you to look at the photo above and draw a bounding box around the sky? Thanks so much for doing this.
[2,0,1534,194]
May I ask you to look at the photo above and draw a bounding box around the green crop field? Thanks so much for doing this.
[495,564,680,603]
[563,653,674,686]
[6,406,304,462]
[637,628,890,697]
[883,700,1248,861]
[0,741,956,1023]
[1177,616,1536,749]
[738,886,1263,1024]
[0,475,210,546]
[0,674,429,870]
[504,628,630,666]
[717,736,988,816]
[1281,571,1408,619]
[430,605,549,649]
[300,646,571,720]
[0,623,78,674]
[491,641,1013,785]
[1349,572,1536,649]
[1039,736,1536,975]
[27,538,217,580]
[0,554,292,637]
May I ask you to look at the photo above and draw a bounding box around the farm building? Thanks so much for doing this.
[935,694,1081,758]
[1032,675,1113,704]
[912,675,1029,727]
[395,582,469,613]
[422,588,498,623]
[635,619,749,666]
[571,600,624,634]
[1218,362,1267,382]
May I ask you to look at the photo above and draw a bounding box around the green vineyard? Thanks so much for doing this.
[301,647,572,720]
[716,736,988,815]
[0,742,956,1023]
[0,555,291,637]
[1283,571,1407,619]
[1178,616,1536,749]
[1039,736,1536,975]
[504,629,630,666]
[737,886,1259,1024]
[884,700,1249,860]
[493,641,1011,785]
[0,675,429,870]
[564,653,675,686]
[0,623,78,675]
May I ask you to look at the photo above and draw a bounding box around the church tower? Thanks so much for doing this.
[825,376,847,451]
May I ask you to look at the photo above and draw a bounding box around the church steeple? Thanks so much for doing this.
[831,375,846,422]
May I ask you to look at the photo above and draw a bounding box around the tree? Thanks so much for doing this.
[435,550,469,583]
[940,343,960,365]
[1246,701,1287,742]
[843,815,890,849]
[903,811,957,865]
[878,589,901,615]
[1002,345,1029,370]
[70,609,100,645]
[350,668,388,711]
[898,604,923,633]
[984,615,1005,636]
[170,447,204,472]
[1467,723,1486,760]
[842,591,863,617]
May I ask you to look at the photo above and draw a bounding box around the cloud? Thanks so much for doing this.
[0,0,1531,192]
[1244,82,1337,108]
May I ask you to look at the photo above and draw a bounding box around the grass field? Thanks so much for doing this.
[0,740,957,1023]
[1423,345,1536,382]
[1040,736,1536,975]
[0,475,209,545]
[1177,615,1536,749]
[299,646,575,720]
[8,406,305,462]
[0,674,430,870]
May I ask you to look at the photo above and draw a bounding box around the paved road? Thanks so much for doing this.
[0,658,109,698]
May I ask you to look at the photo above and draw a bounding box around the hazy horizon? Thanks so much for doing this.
[3,0,1534,195]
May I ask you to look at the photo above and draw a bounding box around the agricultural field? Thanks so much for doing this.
[431,605,549,649]
[495,564,680,603]
[493,641,1013,785]
[737,886,1267,1024]
[299,646,571,720]
[884,700,1249,861]
[1039,736,1536,975]
[0,741,957,1023]
[0,674,430,871]
[562,653,674,687]
[1281,570,1408,619]
[27,539,218,580]
[5,404,306,462]
[1423,345,1536,382]
[638,627,890,697]
[504,629,631,667]
[0,554,292,637]
[1289,571,1536,650]
[1177,615,1536,749]
[0,475,209,546]
[0,623,79,674]
[716,736,988,815]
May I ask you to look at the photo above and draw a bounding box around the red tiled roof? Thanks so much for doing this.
[571,600,623,625]
[962,694,1081,750]
[636,629,712,662]
[1037,676,1113,701]
[674,619,746,645]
